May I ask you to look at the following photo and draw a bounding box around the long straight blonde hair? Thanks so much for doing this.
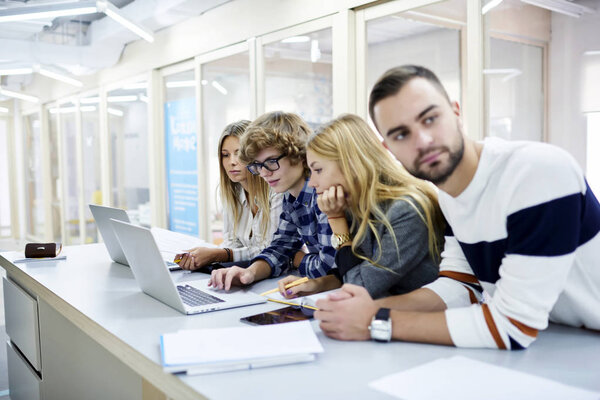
[218,120,271,238]
[307,114,445,267]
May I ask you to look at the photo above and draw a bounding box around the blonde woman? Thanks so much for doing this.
[279,114,445,299]
[176,120,283,271]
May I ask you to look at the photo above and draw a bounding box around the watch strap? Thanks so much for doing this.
[375,307,390,321]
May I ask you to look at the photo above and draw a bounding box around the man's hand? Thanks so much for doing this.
[315,284,378,341]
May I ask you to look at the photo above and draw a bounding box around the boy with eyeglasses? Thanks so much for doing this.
[208,111,336,290]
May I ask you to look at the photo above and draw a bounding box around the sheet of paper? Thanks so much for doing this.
[151,227,217,256]
[161,320,323,368]
[266,289,340,309]
[369,356,600,400]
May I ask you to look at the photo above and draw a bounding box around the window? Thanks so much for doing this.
[23,112,44,240]
[57,101,80,244]
[0,117,10,237]
[81,94,102,242]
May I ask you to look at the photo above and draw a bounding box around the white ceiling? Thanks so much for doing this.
[0,0,231,88]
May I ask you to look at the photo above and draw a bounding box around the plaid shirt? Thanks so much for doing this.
[253,178,336,278]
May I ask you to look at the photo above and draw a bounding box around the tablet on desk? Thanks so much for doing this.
[241,306,313,325]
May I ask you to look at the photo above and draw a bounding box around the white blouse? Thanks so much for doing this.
[222,188,283,262]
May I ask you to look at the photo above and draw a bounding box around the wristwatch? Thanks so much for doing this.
[369,308,392,342]
[331,232,352,250]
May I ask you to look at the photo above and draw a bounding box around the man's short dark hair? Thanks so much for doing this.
[368,65,451,130]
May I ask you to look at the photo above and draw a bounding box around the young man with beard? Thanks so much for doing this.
[314,65,600,349]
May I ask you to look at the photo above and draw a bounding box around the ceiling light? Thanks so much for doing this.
[201,80,208,85]
[584,50,600,56]
[521,0,594,18]
[0,67,33,75]
[38,67,83,87]
[107,95,138,102]
[107,107,124,117]
[166,80,196,88]
[0,1,98,23]
[80,105,97,112]
[281,36,310,44]
[483,68,522,82]
[80,97,100,104]
[482,0,503,14]
[211,81,228,95]
[138,94,148,103]
[0,87,39,103]
[121,82,147,90]
[0,1,154,43]
[310,39,321,63]
[97,1,154,43]
[0,106,9,113]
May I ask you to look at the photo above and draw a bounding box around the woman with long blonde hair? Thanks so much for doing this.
[176,120,283,270]
[278,114,445,299]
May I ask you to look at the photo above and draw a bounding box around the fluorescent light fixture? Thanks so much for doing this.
[201,80,208,85]
[483,68,522,82]
[0,1,98,23]
[38,67,83,87]
[98,0,154,43]
[211,81,228,95]
[107,107,124,117]
[584,50,600,56]
[0,106,9,113]
[107,95,138,102]
[80,105,97,112]
[0,87,39,103]
[121,82,147,90]
[0,1,154,43]
[281,36,310,44]
[138,94,148,103]
[80,97,100,104]
[166,80,196,88]
[310,39,321,63]
[482,0,503,14]
[0,67,33,75]
[521,0,594,18]
[49,107,77,114]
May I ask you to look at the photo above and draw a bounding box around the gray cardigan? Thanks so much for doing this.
[342,198,441,299]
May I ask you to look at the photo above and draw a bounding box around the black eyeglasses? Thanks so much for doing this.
[246,154,286,175]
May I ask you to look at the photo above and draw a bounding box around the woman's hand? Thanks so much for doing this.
[277,275,341,299]
[317,185,348,218]
[208,266,255,291]
[174,247,225,271]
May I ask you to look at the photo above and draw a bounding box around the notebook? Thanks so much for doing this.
[110,219,266,315]
[160,320,323,374]
[89,204,180,271]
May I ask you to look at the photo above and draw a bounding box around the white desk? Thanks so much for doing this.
[1,244,599,400]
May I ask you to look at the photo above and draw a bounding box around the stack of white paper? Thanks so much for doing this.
[160,320,323,375]
[369,356,600,400]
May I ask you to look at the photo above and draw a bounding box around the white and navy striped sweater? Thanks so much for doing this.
[425,137,600,350]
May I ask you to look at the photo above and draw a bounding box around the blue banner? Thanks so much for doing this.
[164,98,198,236]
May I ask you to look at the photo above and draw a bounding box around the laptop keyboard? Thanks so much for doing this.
[177,285,225,307]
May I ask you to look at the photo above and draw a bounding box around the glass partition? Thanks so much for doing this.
[163,69,199,236]
[57,101,80,244]
[202,51,251,243]
[365,1,463,128]
[107,80,150,226]
[263,28,333,130]
[81,94,102,242]
[24,113,44,239]
[0,117,10,237]
[48,109,62,242]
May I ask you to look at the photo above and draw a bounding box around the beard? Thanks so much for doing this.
[407,123,465,185]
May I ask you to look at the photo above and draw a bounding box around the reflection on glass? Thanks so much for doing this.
[366,2,462,126]
[164,70,199,236]
[0,118,10,237]
[486,39,543,141]
[202,52,251,243]
[108,80,150,226]
[264,28,332,130]
[24,113,44,239]
[58,101,80,244]
[48,110,61,242]
[81,95,102,242]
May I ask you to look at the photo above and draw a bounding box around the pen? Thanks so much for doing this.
[173,253,188,263]
[259,277,309,296]
[266,298,319,311]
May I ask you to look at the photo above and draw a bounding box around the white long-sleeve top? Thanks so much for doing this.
[424,137,600,350]
[222,188,283,262]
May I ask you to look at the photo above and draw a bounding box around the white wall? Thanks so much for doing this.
[549,1,600,171]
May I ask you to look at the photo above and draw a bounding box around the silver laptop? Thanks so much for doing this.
[110,219,266,315]
[89,204,180,271]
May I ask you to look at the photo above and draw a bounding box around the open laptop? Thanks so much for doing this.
[89,204,180,271]
[110,219,266,315]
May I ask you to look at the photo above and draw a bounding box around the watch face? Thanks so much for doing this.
[331,235,339,248]
[370,319,392,342]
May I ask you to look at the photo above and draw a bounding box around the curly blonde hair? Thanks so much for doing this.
[307,114,445,268]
